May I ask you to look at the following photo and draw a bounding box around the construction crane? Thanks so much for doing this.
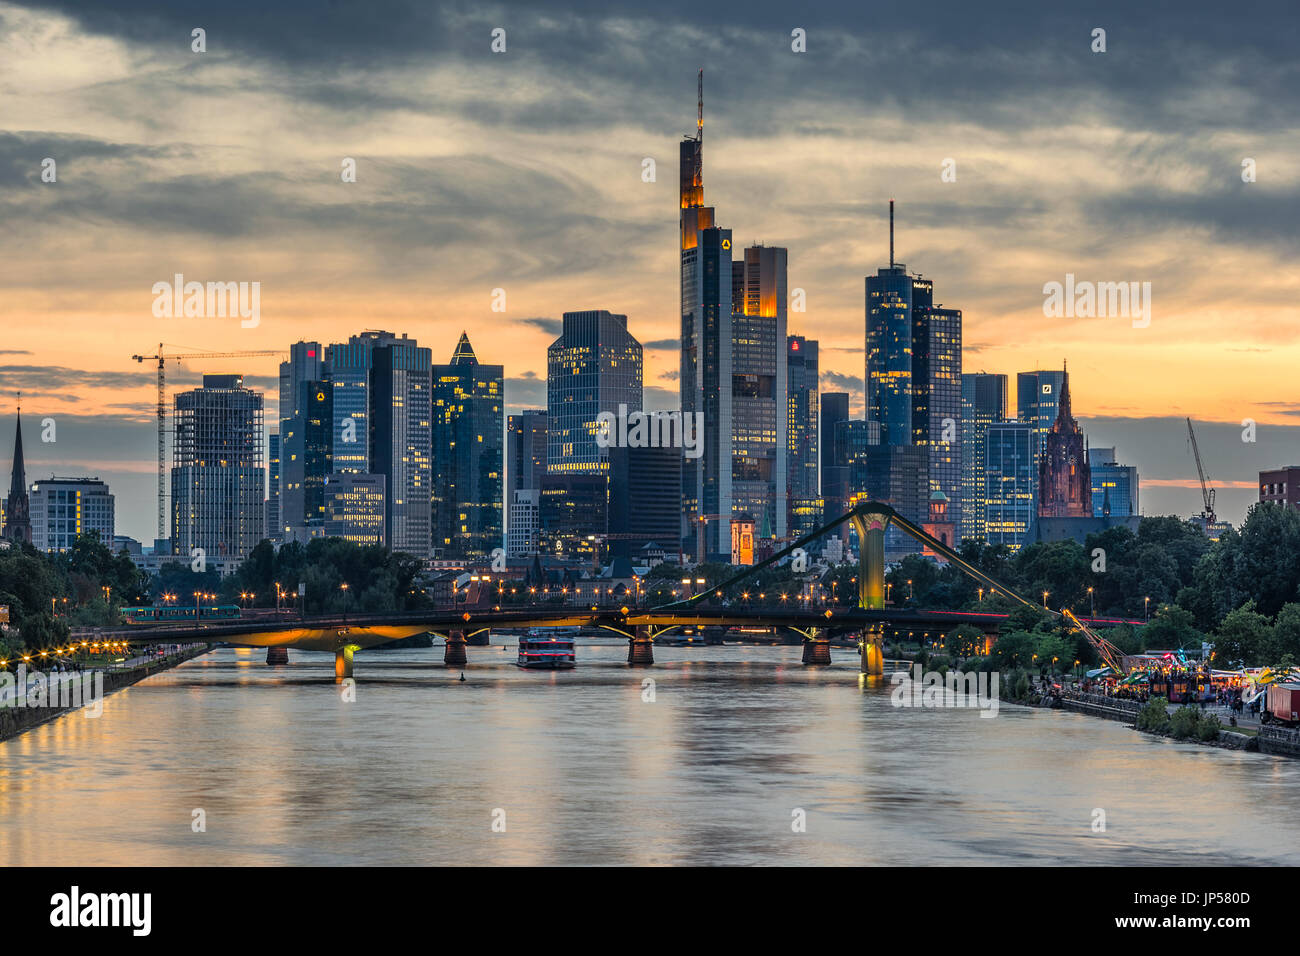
[1185,417,1216,525]
[132,343,284,542]
[1063,608,1129,677]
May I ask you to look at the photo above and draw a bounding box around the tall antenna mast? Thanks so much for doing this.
[697,68,703,141]
[889,199,895,268]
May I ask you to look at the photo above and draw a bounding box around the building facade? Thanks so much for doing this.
[1017,369,1066,467]
[786,334,819,534]
[324,473,386,547]
[30,477,114,552]
[432,333,503,560]
[369,332,432,559]
[985,420,1035,550]
[171,374,265,561]
[547,310,642,476]
[960,372,1008,545]
[1259,467,1300,510]
[1089,446,1139,517]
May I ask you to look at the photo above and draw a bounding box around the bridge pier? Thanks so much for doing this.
[334,645,354,682]
[860,625,884,677]
[444,630,468,667]
[266,647,289,666]
[466,629,490,647]
[801,628,832,666]
[627,626,654,666]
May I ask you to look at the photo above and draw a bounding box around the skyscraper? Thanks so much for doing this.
[2,406,30,545]
[864,202,961,532]
[731,244,789,540]
[547,310,642,475]
[171,374,265,561]
[786,335,819,534]
[820,392,850,524]
[367,332,432,559]
[1037,365,1092,518]
[960,372,1008,544]
[278,341,323,541]
[985,420,1035,550]
[325,335,375,473]
[1017,368,1066,466]
[324,473,385,547]
[266,431,281,542]
[432,332,503,560]
[507,409,549,502]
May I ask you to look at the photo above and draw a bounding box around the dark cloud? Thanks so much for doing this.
[516,317,561,337]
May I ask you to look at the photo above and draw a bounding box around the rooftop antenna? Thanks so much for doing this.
[697,68,703,141]
[889,199,895,268]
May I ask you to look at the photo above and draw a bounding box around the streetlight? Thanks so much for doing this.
[907,579,913,602]
[1042,590,1049,609]
[341,582,350,621]
[977,587,984,604]
[1144,596,1150,622]
[1087,586,1094,617]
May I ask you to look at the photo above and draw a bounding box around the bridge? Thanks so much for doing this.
[81,502,1137,681]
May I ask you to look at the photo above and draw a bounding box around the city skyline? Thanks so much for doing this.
[1,2,1294,540]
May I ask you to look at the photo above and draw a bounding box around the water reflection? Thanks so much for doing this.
[1,641,1298,865]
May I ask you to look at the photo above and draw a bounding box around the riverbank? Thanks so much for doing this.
[1053,689,1266,753]
[0,644,212,743]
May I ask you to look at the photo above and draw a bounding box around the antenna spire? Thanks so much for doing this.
[697,68,703,140]
[889,199,894,268]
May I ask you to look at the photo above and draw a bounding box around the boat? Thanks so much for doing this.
[516,630,576,669]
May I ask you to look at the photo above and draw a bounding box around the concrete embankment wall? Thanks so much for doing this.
[1057,693,1142,724]
[1258,726,1300,758]
[0,645,211,743]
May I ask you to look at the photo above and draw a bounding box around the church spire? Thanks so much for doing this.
[3,398,32,545]
[1056,359,1072,425]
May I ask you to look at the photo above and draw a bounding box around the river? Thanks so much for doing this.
[2,640,1298,865]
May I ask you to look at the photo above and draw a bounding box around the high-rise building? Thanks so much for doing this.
[1088,447,1139,517]
[171,374,265,561]
[547,310,642,475]
[507,489,541,558]
[609,445,682,560]
[678,76,792,557]
[820,392,850,524]
[266,431,281,541]
[325,335,375,474]
[30,477,114,552]
[324,473,385,547]
[278,341,324,541]
[367,332,432,559]
[960,373,1008,545]
[1017,368,1066,466]
[432,333,503,560]
[985,420,1035,550]
[1037,365,1092,518]
[786,335,819,534]
[2,407,30,545]
[730,245,789,542]
[864,203,960,532]
[507,410,549,500]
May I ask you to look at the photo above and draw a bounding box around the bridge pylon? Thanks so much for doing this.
[628,625,654,666]
[444,629,468,667]
[334,644,358,682]
[849,505,889,676]
[800,627,832,666]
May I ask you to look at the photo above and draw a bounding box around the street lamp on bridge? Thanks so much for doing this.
[1144,596,1150,622]
[1087,586,1094,617]
[1042,590,1049,609]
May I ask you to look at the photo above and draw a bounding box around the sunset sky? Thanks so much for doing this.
[1,0,1296,542]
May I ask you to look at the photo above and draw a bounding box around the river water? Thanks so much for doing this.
[2,640,1298,866]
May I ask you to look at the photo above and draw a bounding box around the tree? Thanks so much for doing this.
[943,624,984,659]
[1214,601,1274,667]
[1141,603,1202,651]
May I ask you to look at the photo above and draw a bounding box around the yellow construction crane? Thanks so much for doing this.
[132,343,284,542]
[1063,608,1128,676]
